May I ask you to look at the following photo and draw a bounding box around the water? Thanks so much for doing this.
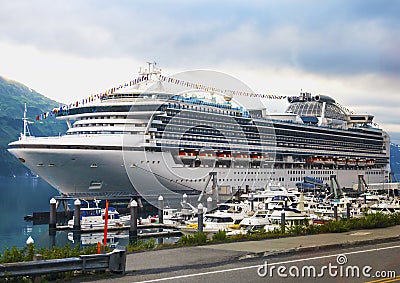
[0,177,179,253]
[0,177,61,251]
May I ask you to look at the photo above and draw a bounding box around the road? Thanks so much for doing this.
[85,241,400,283]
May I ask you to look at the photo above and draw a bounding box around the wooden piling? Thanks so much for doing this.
[73,199,81,232]
[129,200,138,243]
[197,203,204,234]
[49,198,57,235]
[158,195,164,224]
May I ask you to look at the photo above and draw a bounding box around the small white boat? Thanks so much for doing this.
[227,209,271,236]
[241,182,298,211]
[180,212,242,235]
[264,207,310,231]
[161,207,189,226]
[179,203,248,235]
[239,209,270,227]
[368,200,400,214]
[314,202,335,217]
[67,201,126,231]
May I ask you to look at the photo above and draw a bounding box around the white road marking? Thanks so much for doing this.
[349,232,371,236]
[133,244,400,283]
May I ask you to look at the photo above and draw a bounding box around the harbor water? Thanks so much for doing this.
[0,176,62,251]
[0,177,179,253]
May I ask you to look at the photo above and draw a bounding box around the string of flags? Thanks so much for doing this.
[35,75,151,120]
[158,75,287,99]
[35,73,358,121]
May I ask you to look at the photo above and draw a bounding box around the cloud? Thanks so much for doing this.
[0,0,399,142]
[1,1,399,75]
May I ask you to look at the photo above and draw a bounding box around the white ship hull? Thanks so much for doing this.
[8,133,387,197]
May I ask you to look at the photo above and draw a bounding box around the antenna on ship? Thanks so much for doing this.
[143,61,162,80]
[146,61,152,73]
[20,103,32,140]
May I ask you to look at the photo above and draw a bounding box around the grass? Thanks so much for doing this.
[172,212,400,244]
[127,238,157,252]
[178,232,207,245]
[0,243,108,264]
[0,243,112,282]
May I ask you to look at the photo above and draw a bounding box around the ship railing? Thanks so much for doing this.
[169,96,246,116]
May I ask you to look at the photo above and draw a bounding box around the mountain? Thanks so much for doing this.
[391,143,400,181]
[0,76,67,176]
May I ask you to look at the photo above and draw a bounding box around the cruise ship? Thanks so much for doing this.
[8,65,391,200]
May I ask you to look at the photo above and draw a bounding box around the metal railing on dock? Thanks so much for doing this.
[0,246,126,279]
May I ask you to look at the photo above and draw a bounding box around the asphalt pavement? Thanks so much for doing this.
[80,225,400,282]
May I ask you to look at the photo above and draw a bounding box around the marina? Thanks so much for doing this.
[21,176,400,241]
[2,61,400,250]
[7,65,391,203]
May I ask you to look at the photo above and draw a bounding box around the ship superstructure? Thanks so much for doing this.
[8,65,390,198]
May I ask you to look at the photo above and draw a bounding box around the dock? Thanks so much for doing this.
[56,223,182,238]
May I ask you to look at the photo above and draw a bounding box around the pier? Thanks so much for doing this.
[25,193,184,241]
[55,223,180,234]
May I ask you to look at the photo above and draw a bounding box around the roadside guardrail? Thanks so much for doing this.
[0,246,126,279]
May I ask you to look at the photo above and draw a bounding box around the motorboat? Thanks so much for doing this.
[264,207,310,231]
[179,202,248,235]
[67,200,126,231]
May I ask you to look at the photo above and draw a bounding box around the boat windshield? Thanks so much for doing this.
[81,208,101,217]
[204,216,233,223]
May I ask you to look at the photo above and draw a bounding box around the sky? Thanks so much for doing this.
[0,0,399,143]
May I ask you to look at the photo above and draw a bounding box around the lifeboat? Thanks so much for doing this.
[357,159,366,167]
[366,159,375,166]
[178,150,197,161]
[198,151,216,161]
[336,158,347,166]
[347,159,357,166]
[217,152,232,161]
[234,153,251,162]
[307,157,324,165]
[250,153,268,162]
[323,157,335,166]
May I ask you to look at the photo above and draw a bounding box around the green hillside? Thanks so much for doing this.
[0,76,67,176]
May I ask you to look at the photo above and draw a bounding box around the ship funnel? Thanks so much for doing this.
[315,95,336,104]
